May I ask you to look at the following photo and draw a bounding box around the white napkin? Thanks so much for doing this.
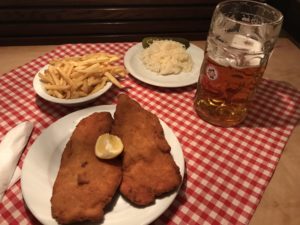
[0,122,33,201]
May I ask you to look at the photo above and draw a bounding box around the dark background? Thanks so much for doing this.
[0,0,298,46]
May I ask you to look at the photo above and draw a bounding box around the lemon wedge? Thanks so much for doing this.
[95,133,123,159]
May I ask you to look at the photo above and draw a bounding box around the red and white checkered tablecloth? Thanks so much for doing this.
[1,43,300,225]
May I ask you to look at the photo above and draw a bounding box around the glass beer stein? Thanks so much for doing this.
[194,0,283,127]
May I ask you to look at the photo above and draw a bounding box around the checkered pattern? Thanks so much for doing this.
[1,43,300,225]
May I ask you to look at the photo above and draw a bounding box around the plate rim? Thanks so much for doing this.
[124,42,204,88]
[33,65,113,105]
[21,104,185,225]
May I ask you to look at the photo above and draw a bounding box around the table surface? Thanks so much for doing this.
[0,38,300,225]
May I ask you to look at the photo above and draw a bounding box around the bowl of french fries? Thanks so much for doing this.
[33,52,127,106]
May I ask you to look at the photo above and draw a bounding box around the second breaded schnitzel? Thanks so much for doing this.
[51,112,122,224]
[112,94,182,206]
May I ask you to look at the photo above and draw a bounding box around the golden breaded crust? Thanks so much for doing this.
[112,94,182,206]
[51,112,122,224]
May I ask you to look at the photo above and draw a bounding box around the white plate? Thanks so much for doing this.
[124,43,204,87]
[21,105,185,225]
[33,65,112,106]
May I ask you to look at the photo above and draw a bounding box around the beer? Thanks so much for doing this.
[194,0,283,127]
[194,56,266,127]
[195,34,267,127]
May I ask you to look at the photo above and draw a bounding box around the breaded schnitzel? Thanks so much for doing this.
[112,94,182,206]
[51,112,122,224]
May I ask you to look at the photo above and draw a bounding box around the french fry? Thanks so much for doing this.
[63,63,74,77]
[91,77,108,94]
[104,72,123,89]
[53,90,65,99]
[43,84,70,91]
[82,79,94,94]
[57,67,74,88]
[39,51,127,99]
[48,66,60,85]
[38,72,52,83]
[65,90,71,99]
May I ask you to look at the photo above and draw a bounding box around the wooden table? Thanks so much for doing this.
[1,38,299,225]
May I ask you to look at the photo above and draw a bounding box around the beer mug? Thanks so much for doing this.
[194,0,283,127]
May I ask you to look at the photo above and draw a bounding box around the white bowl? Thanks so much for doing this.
[33,65,112,106]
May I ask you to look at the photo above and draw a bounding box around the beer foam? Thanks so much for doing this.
[230,34,262,53]
[208,34,264,68]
